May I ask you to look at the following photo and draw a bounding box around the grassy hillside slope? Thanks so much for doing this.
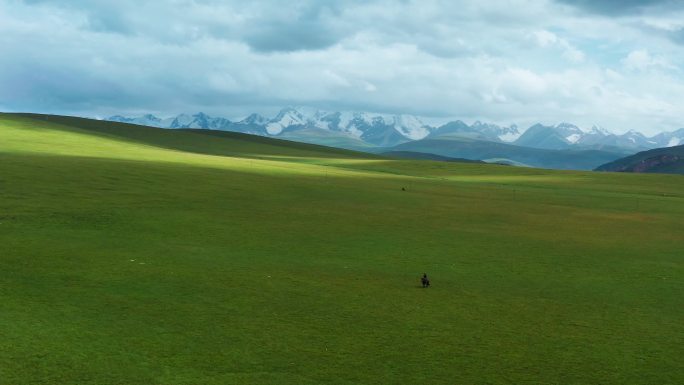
[381,150,485,163]
[595,144,684,174]
[14,113,371,160]
[1,114,683,384]
[277,127,374,151]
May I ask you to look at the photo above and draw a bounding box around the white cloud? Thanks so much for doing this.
[532,30,585,63]
[0,0,683,134]
[562,45,586,63]
[534,30,559,47]
[622,49,677,71]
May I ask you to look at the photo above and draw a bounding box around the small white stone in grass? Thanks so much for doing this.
[130,259,135,262]
[267,275,271,278]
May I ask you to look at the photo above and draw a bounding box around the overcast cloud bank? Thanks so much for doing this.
[2,0,684,134]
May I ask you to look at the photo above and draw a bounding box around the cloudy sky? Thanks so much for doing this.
[1,0,684,133]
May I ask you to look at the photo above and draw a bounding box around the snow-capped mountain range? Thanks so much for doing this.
[109,108,459,147]
[108,108,684,151]
[513,122,684,151]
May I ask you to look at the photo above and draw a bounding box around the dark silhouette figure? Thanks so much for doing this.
[421,273,430,288]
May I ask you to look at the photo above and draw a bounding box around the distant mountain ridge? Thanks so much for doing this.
[108,108,520,148]
[513,122,678,151]
[103,108,653,170]
[381,137,630,170]
[108,107,684,152]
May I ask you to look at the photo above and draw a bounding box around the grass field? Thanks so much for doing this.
[1,113,683,384]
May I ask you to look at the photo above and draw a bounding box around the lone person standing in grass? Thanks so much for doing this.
[421,273,430,288]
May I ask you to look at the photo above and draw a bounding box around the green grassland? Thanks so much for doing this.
[1,113,683,384]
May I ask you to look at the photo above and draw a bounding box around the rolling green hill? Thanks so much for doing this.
[12,113,371,160]
[595,144,684,174]
[1,113,683,384]
[277,127,375,151]
[384,135,632,170]
[381,150,485,163]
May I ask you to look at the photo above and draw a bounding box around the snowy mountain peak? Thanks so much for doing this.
[624,129,646,138]
[392,114,431,140]
[108,114,165,127]
[650,127,684,148]
[239,113,268,125]
[556,122,578,129]
[276,106,302,117]
[555,122,584,133]
[470,121,521,142]
[141,114,160,121]
[268,108,435,141]
[589,125,611,136]
[266,107,309,135]
[667,137,682,147]
[471,120,498,130]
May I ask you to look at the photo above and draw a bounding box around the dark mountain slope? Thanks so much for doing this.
[595,145,684,174]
